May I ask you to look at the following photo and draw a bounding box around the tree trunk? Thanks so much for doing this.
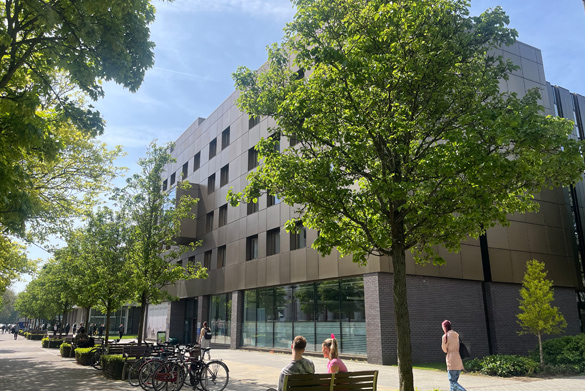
[137,291,148,346]
[84,307,91,331]
[105,306,111,346]
[538,332,543,365]
[392,220,415,391]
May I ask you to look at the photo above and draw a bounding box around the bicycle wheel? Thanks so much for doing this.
[153,363,185,391]
[128,358,146,387]
[139,360,163,390]
[201,361,229,391]
[90,348,103,370]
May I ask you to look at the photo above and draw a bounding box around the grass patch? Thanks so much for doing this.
[121,334,137,340]
[413,362,446,371]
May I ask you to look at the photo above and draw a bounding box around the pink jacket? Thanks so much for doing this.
[441,330,464,370]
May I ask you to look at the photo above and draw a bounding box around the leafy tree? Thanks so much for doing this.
[118,141,206,345]
[0,288,18,323]
[0,0,158,236]
[0,237,36,296]
[230,1,585,389]
[76,208,134,344]
[517,259,567,365]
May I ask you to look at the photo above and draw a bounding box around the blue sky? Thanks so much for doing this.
[12,0,585,293]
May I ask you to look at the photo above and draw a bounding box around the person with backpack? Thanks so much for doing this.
[198,321,212,360]
[441,320,466,391]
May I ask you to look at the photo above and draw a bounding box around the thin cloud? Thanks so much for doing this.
[152,66,215,82]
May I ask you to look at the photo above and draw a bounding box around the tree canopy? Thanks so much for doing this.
[231,1,585,389]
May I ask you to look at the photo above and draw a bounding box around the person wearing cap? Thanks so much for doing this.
[441,320,466,391]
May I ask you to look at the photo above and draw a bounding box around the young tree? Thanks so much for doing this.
[119,142,206,345]
[0,237,36,296]
[517,259,567,365]
[0,288,18,323]
[231,1,585,389]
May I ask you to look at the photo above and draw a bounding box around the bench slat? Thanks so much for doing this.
[284,370,378,391]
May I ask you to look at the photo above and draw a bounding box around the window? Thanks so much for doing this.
[219,204,228,227]
[267,194,281,207]
[182,162,188,179]
[217,245,226,269]
[206,211,214,233]
[249,115,260,129]
[267,228,280,256]
[248,147,258,170]
[209,138,217,159]
[246,235,259,261]
[222,127,230,150]
[204,250,212,269]
[163,179,168,191]
[193,152,201,172]
[170,173,176,186]
[220,164,229,187]
[270,133,280,153]
[188,256,195,265]
[247,201,258,215]
[289,133,299,147]
[290,222,307,250]
[208,174,216,194]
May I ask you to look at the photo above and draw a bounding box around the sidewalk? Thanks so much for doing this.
[1,332,584,390]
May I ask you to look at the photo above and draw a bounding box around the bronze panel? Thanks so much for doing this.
[489,248,514,283]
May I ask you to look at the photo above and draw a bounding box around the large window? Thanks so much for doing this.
[267,228,280,256]
[182,162,188,179]
[208,293,231,345]
[217,245,226,269]
[290,222,307,250]
[209,138,217,159]
[267,194,281,207]
[193,152,201,172]
[207,174,215,194]
[218,204,228,227]
[248,147,258,171]
[249,115,260,129]
[242,277,366,355]
[222,127,230,150]
[220,164,229,187]
[246,235,258,261]
[206,211,214,233]
[204,250,212,269]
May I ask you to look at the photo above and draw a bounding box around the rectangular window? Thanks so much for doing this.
[208,174,216,194]
[219,204,228,227]
[193,152,201,172]
[206,211,214,233]
[188,256,195,265]
[247,201,259,215]
[222,127,230,150]
[217,245,226,269]
[170,173,176,186]
[248,147,258,171]
[267,228,280,256]
[204,250,212,269]
[163,179,168,191]
[209,138,217,159]
[270,133,280,153]
[290,222,307,251]
[220,164,229,187]
[267,194,281,207]
[249,115,260,129]
[289,134,298,147]
[246,235,259,261]
[182,162,188,179]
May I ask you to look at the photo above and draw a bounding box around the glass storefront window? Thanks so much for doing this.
[209,293,231,345]
[242,277,366,355]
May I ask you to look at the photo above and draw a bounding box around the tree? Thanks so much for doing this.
[77,208,135,344]
[0,288,18,323]
[0,0,158,237]
[517,259,567,365]
[230,1,585,389]
[0,237,36,297]
[118,141,206,345]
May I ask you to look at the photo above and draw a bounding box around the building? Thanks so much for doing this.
[152,40,584,364]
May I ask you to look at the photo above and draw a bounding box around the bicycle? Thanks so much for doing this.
[185,345,229,391]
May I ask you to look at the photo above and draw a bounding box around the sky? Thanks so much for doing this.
[11,0,585,293]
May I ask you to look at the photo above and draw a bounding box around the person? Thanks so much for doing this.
[72,323,77,335]
[65,323,70,335]
[12,325,18,340]
[322,335,348,374]
[74,328,94,348]
[98,324,104,337]
[118,323,124,339]
[53,323,58,336]
[441,320,466,391]
[198,321,212,360]
[78,323,86,334]
[273,336,315,391]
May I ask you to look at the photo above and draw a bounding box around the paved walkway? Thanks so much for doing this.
[1,332,584,390]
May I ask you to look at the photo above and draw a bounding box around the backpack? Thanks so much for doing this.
[459,338,470,359]
[204,327,212,340]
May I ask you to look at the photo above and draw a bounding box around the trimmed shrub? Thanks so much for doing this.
[29,333,45,341]
[41,338,49,348]
[465,355,538,377]
[75,347,94,366]
[60,343,72,357]
[533,334,585,372]
[102,355,125,380]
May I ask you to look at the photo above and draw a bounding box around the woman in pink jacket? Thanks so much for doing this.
[441,320,466,391]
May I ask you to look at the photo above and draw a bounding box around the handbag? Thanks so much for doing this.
[459,338,470,359]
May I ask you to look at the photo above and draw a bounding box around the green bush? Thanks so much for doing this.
[534,334,585,372]
[75,347,94,366]
[60,343,72,357]
[465,355,538,377]
[102,355,125,380]
[41,338,49,348]
[29,333,45,340]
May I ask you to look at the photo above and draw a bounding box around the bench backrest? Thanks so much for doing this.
[106,345,125,355]
[283,371,378,391]
[124,345,149,358]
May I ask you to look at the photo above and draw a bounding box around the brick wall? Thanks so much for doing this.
[364,272,396,364]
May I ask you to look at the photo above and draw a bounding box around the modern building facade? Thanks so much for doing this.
[152,40,584,364]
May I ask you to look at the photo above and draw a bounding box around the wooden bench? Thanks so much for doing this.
[121,344,152,379]
[283,371,378,391]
